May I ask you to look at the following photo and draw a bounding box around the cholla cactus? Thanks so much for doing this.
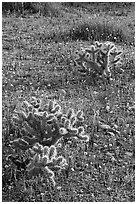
[75,41,122,80]
[26,143,67,186]
[12,96,89,150]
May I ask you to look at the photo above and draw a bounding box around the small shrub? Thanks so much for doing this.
[69,21,130,43]
[55,18,134,45]
[42,2,62,17]
[2,2,34,14]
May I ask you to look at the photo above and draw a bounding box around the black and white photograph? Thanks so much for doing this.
[2,1,135,202]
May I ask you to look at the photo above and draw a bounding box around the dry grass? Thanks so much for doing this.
[2,2,135,202]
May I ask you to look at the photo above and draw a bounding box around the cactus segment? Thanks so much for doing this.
[59,127,68,135]
[77,134,89,142]
[64,119,71,129]
[14,111,27,121]
[67,108,75,119]
[76,110,83,119]
[78,126,85,134]
[48,145,57,161]
[12,115,23,125]
[56,112,63,120]
[61,116,66,125]
[33,154,41,164]
[112,57,121,64]
[51,104,61,114]
[43,146,49,156]
[22,121,39,136]
[54,156,65,166]
[70,115,77,126]
[42,156,48,165]
[18,138,29,146]
[44,167,56,186]
[32,143,43,154]
[46,114,55,121]
[48,100,54,112]
[23,136,39,145]
[69,128,78,135]
[26,160,35,171]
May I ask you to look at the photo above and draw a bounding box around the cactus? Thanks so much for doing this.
[10,96,89,187]
[26,143,67,186]
[12,97,89,150]
[75,41,122,80]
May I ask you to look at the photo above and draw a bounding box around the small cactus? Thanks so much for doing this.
[26,143,67,186]
[75,41,122,81]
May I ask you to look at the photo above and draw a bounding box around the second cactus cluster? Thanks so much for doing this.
[75,41,122,79]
